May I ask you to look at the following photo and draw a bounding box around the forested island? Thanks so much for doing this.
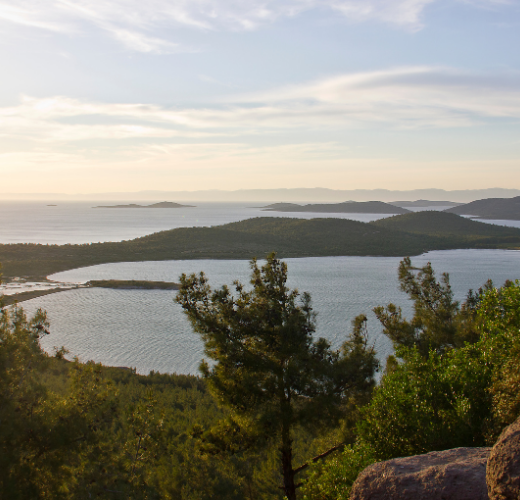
[389,199,461,208]
[445,195,520,220]
[1,211,519,279]
[94,202,195,209]
[261,201,410,214]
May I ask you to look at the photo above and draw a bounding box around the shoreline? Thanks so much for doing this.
[2,287,78,306]
[1,213,520,280]
[2,280,180,306]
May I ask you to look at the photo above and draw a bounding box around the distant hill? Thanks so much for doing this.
[94,201,194,209]
[260,203,303,211]
[389,200,461,208]
[261,201,410,214]
[1,212,519,279]
[445,197,520,220]
[372,211,520,238]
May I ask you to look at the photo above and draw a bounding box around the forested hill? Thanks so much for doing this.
[444,196,520,220]
[261,201,410,214]
[371,211,520,238]
[1,212,519,278]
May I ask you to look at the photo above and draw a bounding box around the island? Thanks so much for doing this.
[94,202,195,209]
[1,212,519,280]
[389,200,462,208]
[261,201,410,214]
[444,196,520,220]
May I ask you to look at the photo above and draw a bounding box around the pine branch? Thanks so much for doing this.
[293,442,345,475]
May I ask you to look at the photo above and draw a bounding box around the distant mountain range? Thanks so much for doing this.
[445,196,520,220]
[261,201,410,214]
[3,188,520,203]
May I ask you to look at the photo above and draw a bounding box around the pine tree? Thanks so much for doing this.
[176,254,378,499]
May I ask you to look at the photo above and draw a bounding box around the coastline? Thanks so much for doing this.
[2,280,179,306]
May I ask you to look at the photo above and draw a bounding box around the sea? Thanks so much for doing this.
[1,200,520,375]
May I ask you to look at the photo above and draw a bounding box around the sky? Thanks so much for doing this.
[0,0,519,194]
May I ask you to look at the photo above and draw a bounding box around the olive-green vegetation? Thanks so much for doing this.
[0,301,286,499]
[372,210,520,240]
[87,280,179,290]
[2,212,520,279]
[2,252,520,500]
[301,260,520,499]
[445,195,520,220]
[176,255,378,500]
[0,265,372,500]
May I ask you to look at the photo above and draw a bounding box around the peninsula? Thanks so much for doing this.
[1,280,179,305]
[261,201,410,214]
[87,280,179,290]
[445,196,520,220]
[1,212,519,279]
[94,202,195,209]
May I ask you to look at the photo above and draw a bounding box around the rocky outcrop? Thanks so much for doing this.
[487,417,520,500]
[349,447,491,500]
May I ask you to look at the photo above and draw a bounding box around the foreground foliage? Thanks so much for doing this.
[176,254,378,500]
[2,255,520,499]
[304,264,520,497]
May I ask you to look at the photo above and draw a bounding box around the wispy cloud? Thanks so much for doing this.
[1,67,520,146]
[0,0,512,52]
[108,28,184,54]
[232,67,520,124]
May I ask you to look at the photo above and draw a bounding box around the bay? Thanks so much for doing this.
[18,249,520,375]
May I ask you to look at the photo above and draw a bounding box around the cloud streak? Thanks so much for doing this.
[0,0,511,52]
[1,67,519,147]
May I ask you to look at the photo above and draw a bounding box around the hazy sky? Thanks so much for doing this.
[1,0,519,193]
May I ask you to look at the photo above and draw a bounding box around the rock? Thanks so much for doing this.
[350,447,491,500]
[487,417,520,500]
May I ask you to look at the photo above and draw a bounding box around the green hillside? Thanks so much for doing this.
[371,211,520,238]
[445,196,520,220]
[0,213,519,279]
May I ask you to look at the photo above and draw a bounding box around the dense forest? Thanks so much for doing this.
[446,195,520,220]
[1,254,520,499]
[1,212,520,279]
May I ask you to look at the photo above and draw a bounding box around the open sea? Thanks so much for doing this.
[2,201,520,375]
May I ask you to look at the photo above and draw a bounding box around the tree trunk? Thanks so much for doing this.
[281,425,297,500]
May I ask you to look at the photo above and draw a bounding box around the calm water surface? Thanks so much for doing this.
[18,249,520,375]
[0,201,395,244]
[3,202,520,374]
[1,201,519,244]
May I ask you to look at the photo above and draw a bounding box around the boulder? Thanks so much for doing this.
[350,447,491,500]
[487,417,520,500]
